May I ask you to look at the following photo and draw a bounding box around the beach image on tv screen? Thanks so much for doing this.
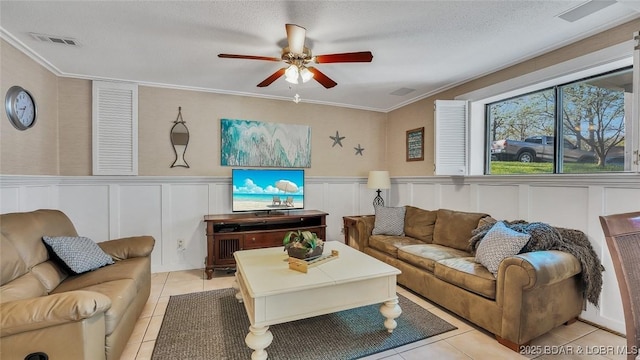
[232,169,304,211]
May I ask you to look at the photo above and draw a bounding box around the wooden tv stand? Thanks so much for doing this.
[203,210,328,279]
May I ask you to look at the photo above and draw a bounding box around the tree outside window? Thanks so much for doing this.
[487,67,631,175]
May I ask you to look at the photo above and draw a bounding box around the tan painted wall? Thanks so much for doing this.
[58,78,91,175]
[1,39,59,175]
[137,87,387,176]
[387,18,640,176]
[3,39,387,177]
[54,81,388,176]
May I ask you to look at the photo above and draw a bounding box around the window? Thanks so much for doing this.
[487,66,632,175]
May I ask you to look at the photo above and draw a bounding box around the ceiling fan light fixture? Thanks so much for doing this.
[285,64,299,84]
[285,24,306,54]
[219,24,372,89]
[300,67,314,83]
[285,76,298,84]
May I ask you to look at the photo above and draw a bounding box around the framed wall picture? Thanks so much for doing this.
[406,127,424,161]
[220,119,311,167]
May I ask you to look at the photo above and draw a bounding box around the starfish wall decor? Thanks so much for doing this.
[354,144,364,156]
[330,131,345,147]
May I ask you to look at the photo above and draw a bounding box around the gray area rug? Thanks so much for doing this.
[152,288,456,360]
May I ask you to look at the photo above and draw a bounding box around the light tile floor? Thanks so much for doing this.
[122,269,626,360]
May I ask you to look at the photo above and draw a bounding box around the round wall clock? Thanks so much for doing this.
[5,86,37,131]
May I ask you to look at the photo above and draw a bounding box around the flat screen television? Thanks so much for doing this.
[232,168,304,213]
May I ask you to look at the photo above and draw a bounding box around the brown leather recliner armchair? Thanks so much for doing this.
[1,209,155,360]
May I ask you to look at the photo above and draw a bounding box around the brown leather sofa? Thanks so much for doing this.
[0,209,155,360]
[354,206,584,350]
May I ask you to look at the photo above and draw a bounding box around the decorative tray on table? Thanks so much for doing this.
[288,250,339,273]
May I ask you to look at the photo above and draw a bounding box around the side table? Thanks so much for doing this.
[342,215,373,251]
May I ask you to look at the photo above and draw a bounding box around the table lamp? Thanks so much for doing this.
[367,171,390,207]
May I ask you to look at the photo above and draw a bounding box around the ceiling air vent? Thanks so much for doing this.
[557,0,617,22]
[390,88,416,96]
[29,32,81,47]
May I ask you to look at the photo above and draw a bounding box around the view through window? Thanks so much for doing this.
[487,67,632,175]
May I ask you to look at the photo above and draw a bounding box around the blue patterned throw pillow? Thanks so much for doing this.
[372,206,406,236]
[475,221,530,276]
[43,236,114,274]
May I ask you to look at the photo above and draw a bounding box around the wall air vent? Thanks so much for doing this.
[29,32,81,47]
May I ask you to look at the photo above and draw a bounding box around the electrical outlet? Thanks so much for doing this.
[177,239,185,251]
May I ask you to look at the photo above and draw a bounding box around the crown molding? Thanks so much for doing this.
[0,27,386,114]
[0,27,63,76]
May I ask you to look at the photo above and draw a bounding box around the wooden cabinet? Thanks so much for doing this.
[204,210,328,279]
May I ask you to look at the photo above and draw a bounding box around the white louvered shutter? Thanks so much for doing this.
[434,100,468,175]
[92,81,138,175]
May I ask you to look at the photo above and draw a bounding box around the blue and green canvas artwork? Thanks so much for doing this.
[220,119,311,167]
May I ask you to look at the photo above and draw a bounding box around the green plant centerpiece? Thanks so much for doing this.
[283,230,324,260]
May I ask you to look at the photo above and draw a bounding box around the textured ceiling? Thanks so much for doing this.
[1,1,639,112]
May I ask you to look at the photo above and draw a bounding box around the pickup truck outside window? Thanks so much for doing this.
[486,67,631,175]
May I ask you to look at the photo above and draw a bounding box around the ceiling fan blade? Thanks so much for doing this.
[257,68,286,87]
[314,51,373,64]
[307,67,337,89]
[218,54,281,62]
[285,24,306,54]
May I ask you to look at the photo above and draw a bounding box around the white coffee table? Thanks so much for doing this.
[232,241,402,360]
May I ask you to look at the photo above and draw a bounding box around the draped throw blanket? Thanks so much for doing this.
[470,220,604,307]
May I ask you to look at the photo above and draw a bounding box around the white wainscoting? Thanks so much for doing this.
[0,175,377,273]
[1,174,639,333]
[390,174,640,334]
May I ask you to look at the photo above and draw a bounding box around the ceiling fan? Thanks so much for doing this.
[218,24,373,89]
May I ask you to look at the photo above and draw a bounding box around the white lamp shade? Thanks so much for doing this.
[367,171,390,189]
[285,65,299,84]
[299,67,314,83]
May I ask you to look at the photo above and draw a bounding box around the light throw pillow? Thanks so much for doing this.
[475,221,531,276]
[43,236,114,274]
[372,206,406,236]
